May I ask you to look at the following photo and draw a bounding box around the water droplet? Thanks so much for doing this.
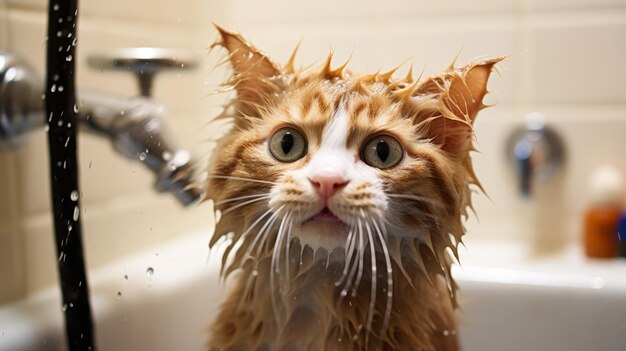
[61,303,67,312]
[64,137,70,147]
[117,291,123,298]
[65,55,72,62]
[58,85,64,92]
[56,31,62,37]
[44,125,50,132]
[67,32,72,38]
[57,120,63,127]
[73,104,79,113]
[53,4,59,11]
[52,74,60,81]
[73,206,79,221]
[120,110,125,116]
[252,270,258,276]
[70,190,79,201]
[124,274,128,280]
[146,267,154,277]
[88,161,93,169]
[443,330,450,336]
[138,152,146,161]
[51,84,57,92]
[162,151,172,161]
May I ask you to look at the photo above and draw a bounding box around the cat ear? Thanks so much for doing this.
[413,57,503,156]
[214,25,284,118]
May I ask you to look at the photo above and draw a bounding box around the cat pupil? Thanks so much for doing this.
[376,140,390,162]
[281,132,294,154]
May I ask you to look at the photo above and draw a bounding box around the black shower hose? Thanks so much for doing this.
[45,0,96,349]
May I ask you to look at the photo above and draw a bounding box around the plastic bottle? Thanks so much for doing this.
[583,166,624,258]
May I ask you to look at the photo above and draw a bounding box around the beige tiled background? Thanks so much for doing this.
[1,0,626,303]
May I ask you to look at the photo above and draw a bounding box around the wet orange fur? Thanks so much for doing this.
[206,26,503,351]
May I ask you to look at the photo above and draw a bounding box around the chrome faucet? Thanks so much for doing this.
[506,113,565,197]
[0,49,202,206]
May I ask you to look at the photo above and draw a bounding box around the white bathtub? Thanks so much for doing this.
[1,230,625,351]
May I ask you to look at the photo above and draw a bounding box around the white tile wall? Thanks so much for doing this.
[527,10,626,104]
[1,0,626,303]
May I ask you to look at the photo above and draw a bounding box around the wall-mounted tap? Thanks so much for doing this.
[0,50,202,206]
[506,113,565,197]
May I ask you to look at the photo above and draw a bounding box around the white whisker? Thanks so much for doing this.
[237,208,280,311]
[349,221,366,298]
[335,228,356,287]
[364,221,378,348]
[222,196,269,215]
[341,221,362,298]
[273,213,290,274]
[285,217,294,281]
[372,216,393,344]
[270,212,290,325]
[254,208,283,257]
[207,174,277,185]
[216,193,270,205]
[237,209,272,264]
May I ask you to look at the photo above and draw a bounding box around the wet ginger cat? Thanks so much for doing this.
[206,26,502,351]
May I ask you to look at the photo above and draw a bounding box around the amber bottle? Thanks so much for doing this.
[583,166,624,259]
[584,206,621,258]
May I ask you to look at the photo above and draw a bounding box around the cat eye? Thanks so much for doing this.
[361,135,403,169]
[268,127,307,163]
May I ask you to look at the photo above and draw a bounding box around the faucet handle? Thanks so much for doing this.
[87,48,198,97]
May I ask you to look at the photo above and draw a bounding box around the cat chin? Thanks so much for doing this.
[293,220,349,252]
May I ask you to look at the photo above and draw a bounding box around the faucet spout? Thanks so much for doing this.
[514,139,534,197]
[507,114,565,197]
[0,52,202,206]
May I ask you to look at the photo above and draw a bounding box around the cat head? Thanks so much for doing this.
[207,26,502,276]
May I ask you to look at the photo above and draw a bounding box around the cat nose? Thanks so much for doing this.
[310,174,348,200]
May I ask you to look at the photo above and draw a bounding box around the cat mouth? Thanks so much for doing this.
[304,207,346,225]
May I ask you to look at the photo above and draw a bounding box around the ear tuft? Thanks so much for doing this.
[327,57,350,80]
[284,41,301,74]
[404,64,414,83]
[393,79,420,102]
[379,66,399,83]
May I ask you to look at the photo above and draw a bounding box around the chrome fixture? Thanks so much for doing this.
[506,113,565,197]
[88,47,197,97]
[0,50,202,206]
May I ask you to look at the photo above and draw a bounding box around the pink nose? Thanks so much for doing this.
[310,174,348,200]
